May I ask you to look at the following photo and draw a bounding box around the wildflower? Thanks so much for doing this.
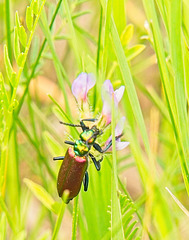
[71,72,96,102]
[105,116,129,151]
[102,80,125,125]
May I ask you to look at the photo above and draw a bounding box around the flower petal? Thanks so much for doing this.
[102,80,114,101]
[115,141,129,150]
[114,86,125,103]
[103,79,114,94]
[115,116,126,136]
[86,73,96,92]
[71,72,96,101]
[102,100,112,125]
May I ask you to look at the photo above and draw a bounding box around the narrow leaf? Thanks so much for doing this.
[0,73,9,108]
[128,228,139,240]
[125,221,138,238]
[24,178,60,214]
[18,26,27,47]
[43,131,63,156]
[32,0,39,15]
[0,213,6,239]
[26,6,33,31]
[10,72,17,88]
[72,196,79,240]
[15,11,20,29]
[111,95,125,240]
[166,187,189,217]
[0,196,16,232]
[125,44,146,61]
[36,231,51,240]
[110,17,150,156]
[14,27,20,60]
[17,52,26,67]
[120,24,134,47]
[4,45,13,80]
[52,201,66,240]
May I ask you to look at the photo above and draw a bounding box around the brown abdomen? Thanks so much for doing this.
[57,147,88,203]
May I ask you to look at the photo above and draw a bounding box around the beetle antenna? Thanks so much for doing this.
[59,121,82,128]
[115,133,124,140]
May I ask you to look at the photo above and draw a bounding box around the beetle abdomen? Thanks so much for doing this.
[57,147,88,203]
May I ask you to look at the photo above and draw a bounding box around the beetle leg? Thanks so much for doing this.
[80,118,97,131]
[83,171,89,191]
[93,134,123,153]
[64,141,75,146]
[53,156,64,161]
[89,153,101,171]
[93,143,104,153]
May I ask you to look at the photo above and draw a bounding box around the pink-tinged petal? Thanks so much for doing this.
[103,80,114,94]
[102,80,114,101]
[104,116,128,151]
[115,141,129,150]
[115,116,126,136]
[102,100,112,125]
[104,140,129,151]
[71,72,96,101]
[86,73,96,92]
[114,86,125,103]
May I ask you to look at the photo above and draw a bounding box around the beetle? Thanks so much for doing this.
[53,118,121,203]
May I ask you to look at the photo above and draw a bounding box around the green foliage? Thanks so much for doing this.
[24,178,60,214]
[26,6,33,31]
[119,193,139,239]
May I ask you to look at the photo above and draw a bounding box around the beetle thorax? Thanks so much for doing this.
[74,140,90,156]
[80,129,96,144]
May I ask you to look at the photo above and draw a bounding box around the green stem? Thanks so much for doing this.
[4,0,12,63]
[16,0,65,116]
[72,195,79,240]
[11,0,46,103]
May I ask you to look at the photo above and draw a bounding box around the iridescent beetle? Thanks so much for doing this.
[53,118,122,203]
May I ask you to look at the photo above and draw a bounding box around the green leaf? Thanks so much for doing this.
[8,99,19,113]
[26,6,33,31]
[0,213,6,239]
[0,73,9,108]
[52,201,67,240]
[125,44,146,61]
[127,228,139,240]
[36,231,51,240]
[120,24,134,47]
[30,35,40,65]
[15,11,20,29]
[111,96,125,240]
[17,52,26,67]
[24,178,60,214]
[112,0,126,34]
[110,17,150,156]
[14,231,27,240]
[10,72,17,88]
[4,45,13,80]
[14,27,20,60]
[18,26,27,47]
[0,196,16,232]
[32,0,39,15]
[119,193,140,239]
[43,131,63,156]
[72,196,79,240]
